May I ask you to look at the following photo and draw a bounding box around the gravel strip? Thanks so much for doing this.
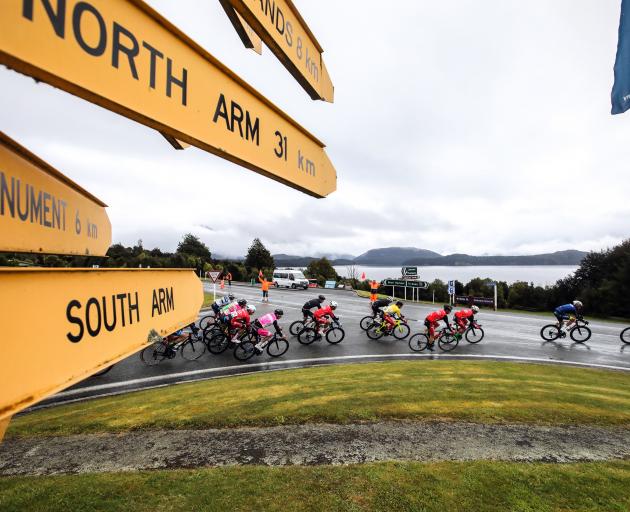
[1,421,629,476]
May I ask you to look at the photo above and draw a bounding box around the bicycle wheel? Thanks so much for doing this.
[408,333,429,352]
[621,327,630,345]
[540,324,561,341]
[298,327,319,345]
[181,338,207,360]
[234,342,256,361]
[208,333,230,354]
[438,332,459,352]
[366,323,384,340]
[393,323,410,340]
[326,327,345,344]
[465,327,484,344]
[570,325,591,343]
[141,342,167,365]
[198,314,215,330]
[360,316,374,331]
[267,338,289,357]
[289,320,305,336]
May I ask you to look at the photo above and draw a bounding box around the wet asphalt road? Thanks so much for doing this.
[32,283,630,411]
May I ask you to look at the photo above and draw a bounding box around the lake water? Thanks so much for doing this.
[333,265,579,287]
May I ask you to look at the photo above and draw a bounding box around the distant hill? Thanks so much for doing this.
[402,250,587,266]
[354,247,442,265]
[272,248,587,267]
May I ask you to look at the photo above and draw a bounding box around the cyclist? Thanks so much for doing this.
[425,305,453,350]
[221,298,247,323]
[230,304,255,344]
[454,305,480,333]
[554,300,583,331]
[211,294,235,316]
[254,309,286,351]
[313,300,339,339]
[371,296,393,319]
[302,295,326,321]
[382,301,404,334]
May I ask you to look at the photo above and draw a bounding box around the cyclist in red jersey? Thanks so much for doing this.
[230,305,255,344]
[454,305,479,333]
[424,305,453,349]
[313,301,339,339]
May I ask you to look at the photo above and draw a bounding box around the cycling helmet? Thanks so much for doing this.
[228,294,235,301]
[246,305,256,314]
[237,299,247,307]
[318,295,326,301]
[573,300,583,308]
[444,304,453,312]
[274,308,284,317]
[471,305,480,314]
[330,301,338,309]
[396,301,403,307]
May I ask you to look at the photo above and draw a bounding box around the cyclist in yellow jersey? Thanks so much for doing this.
[382,301,404,332]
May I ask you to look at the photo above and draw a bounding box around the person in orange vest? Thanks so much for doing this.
[369,280,379,302]
[225,271,233,289]
[258,271,272,303]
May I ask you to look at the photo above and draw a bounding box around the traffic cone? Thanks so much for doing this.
[220,279,225,289]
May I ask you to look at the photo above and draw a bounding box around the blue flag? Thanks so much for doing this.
[612,0,630,114]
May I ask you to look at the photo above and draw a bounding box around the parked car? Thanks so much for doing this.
[272,269,309,289]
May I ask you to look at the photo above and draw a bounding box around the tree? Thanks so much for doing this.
[305,257,339,286]
[245,238,274,270]
[176,234,211,261]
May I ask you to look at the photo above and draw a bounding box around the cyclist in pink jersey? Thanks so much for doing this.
[253,309,286,350]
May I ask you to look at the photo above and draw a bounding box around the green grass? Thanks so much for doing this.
[202,291,215,308]
[8,362,630,438]
[2,461,630,511]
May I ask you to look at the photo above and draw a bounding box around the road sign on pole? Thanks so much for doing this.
[0,0,336,197]
[401,266,418,278]
[0,131,111,256]
[221,0,334,102]
[383,279,428,289]
[208,271,221,283]
[447,280,455,295]
[0,268,203,421]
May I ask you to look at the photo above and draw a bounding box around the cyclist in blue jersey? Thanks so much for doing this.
[554,301,583,330]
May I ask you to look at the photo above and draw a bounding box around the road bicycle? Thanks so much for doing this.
[298,319,345,345]
[456,322,485,343]
[198,312,217,330]
[540,318,591,343]
[205,324,250,354]
[621,327,630,345]
[409,326,459,352]
[360,314,379,331]
[234,332,290,361]
[289,316,317,336]
[140,324,206,365]
[366,317,410,340]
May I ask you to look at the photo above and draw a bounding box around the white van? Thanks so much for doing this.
[272,269,309,289]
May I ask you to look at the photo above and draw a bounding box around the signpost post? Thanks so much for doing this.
[0,268,203,422]
[220,0,334,102]
[208,270,221,301]
[0,0,336,197]
[0,131,111,255]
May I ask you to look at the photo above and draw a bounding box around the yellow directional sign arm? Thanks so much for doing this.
[0,0,336,197]
[0,268,203,421]
[222,0,334,102]
[0,131,112,256]
[219,0,263,54]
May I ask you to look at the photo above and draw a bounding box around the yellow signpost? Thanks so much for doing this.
[219,0,263,54]
[221,0,334,102]
[0,131,111,256]
[0,268,203,422]
[0,0,336,197]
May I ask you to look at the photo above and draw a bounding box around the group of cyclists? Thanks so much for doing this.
[161,286,615,362]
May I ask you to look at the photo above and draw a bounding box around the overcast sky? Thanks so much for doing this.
[2,0,629,258]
